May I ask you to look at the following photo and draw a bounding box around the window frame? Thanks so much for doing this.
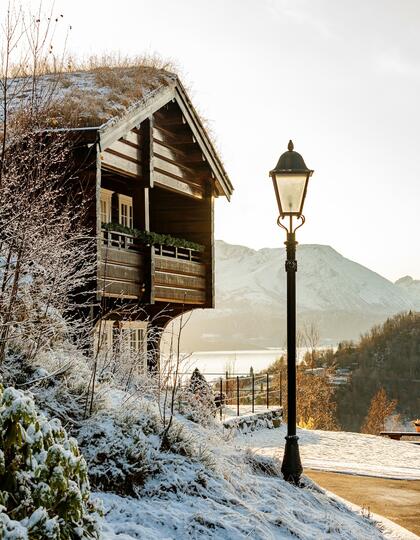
[118,194,133,228]
[100,188,113,224]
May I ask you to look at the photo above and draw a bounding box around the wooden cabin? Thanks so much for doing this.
[57,69,233,369]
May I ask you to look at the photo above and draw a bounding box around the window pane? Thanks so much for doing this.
[275,174,307,214]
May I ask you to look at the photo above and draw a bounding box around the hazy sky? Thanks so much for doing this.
[4,0,420,281]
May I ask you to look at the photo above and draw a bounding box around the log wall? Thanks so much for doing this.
[99,245,147,300]
[153,253,207,305]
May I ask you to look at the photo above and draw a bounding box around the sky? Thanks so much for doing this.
[3,0,420,281]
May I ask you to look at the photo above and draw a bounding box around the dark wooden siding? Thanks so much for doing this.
[153,254,207,305]
[101,128,142,178]
[152,103,213,200]
[98,245,147,300]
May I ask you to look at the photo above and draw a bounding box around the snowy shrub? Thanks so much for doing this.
[244,448,281,477]
[1,346,95,428]
[0,384,101,539]
[77,405,162,495]
[178,368,216,426]
[78,402,216,497]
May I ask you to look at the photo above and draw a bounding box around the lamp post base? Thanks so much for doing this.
[281,435,303,485]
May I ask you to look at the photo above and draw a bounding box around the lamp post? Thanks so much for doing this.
[269,140,313,485]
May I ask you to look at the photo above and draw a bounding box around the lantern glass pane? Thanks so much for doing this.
[275,173,307,215]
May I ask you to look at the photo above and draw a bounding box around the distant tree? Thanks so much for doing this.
[296,367,340,430]
[178,367,216,425]
[189,367,211,394]
[301,322,320,369]
[264,357,340,430]
[361,388,397,435]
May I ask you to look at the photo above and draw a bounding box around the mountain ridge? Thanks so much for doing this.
[179,240,420,351]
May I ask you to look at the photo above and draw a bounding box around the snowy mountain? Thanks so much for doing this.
[180,241,420,350]
[394,275,420,307]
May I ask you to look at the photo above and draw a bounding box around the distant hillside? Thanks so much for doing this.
[318,312,420,431]
[395,275,420,307]
[180,241,420,350]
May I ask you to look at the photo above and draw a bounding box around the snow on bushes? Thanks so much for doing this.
[0,383,101,539]
[77,400,216,497]
[94,406,389,540]
[2,345,101,429]
[178,368,217,425]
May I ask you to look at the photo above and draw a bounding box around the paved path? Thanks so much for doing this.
[305,470,420,537]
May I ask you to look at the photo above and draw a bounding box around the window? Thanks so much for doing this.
[94,320,114,356]
[130,328,145,354]
[100,188,113,224]
[113,321,147,373]
[119,195,133,228]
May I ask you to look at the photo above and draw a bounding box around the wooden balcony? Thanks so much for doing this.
[98,229,207,305]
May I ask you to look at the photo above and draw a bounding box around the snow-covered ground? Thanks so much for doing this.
[94,417,419,539]
[237,425,420,480]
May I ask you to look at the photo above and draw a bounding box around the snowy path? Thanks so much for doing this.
[237,425,420,479]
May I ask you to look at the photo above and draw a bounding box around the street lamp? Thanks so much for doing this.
[269,140,313,484]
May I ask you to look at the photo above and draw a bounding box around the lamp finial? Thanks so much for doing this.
[288,140,294,151]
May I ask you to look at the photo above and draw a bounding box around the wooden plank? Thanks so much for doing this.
[98,279,144,299]
[153,155,197,179]
[140,116,153,189]
[153,126,195,145]
[154,256,206,277]
[121,130,140,146]
[150,245,156,304]
[153,170,204,199]
[153,138,188,161]
[174,85,232,199]
[153,139,206,166]
[154,271,206,291]
[107,140,141,162]
[154,111,183,127]
[99,85,175,150]
[101,247,145,267]
[95,148,102,295]
[154,286,206,304]
[99,263,144,282]
[209,195,215,308]
[101,151,142,178]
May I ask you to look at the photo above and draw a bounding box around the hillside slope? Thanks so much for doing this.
[323,312,420,431]
[181,241,419,350]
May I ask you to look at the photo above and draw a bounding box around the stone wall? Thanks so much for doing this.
[223,407,283,434]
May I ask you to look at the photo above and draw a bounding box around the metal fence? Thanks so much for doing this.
[172,369,284,419]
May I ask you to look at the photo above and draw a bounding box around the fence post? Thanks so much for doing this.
[279,370,282,406]
[219,377,223,421]
[266,372,269,409]
[251,367,255,414]
[236,375,240,416]
[225,371,229,406]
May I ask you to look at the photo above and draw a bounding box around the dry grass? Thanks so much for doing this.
[3,51,222,163]
[5,53,180,128]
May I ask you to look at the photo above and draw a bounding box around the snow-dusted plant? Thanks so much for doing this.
[178,368,216,426]
[0,6,96,368]
[77,403,162,495]
[0,383,101,539]
[77,400,214,497]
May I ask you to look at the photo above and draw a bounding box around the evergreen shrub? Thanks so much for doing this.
[102,222,205,252]
[0,384,100,539]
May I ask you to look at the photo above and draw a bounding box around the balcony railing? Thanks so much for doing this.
[101,229,141,251]
[99,228,207,305]
[153,243,202,263]
[101,228,203,263]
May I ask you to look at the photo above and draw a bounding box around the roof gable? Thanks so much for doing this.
[99,78,232,198]
[2,66,232,198]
